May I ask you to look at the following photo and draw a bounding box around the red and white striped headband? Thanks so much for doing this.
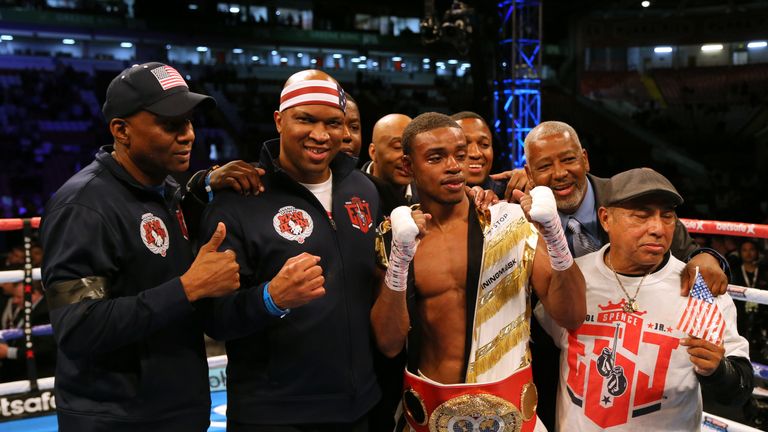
[279,79,347,113]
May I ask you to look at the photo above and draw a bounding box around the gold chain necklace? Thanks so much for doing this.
[607,253,650,313]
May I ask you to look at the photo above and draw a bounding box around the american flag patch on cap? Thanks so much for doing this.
[150,65,188,91]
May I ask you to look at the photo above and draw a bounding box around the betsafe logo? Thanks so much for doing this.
[0,390,56,420]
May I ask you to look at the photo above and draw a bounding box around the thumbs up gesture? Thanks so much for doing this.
[181,222,241,302]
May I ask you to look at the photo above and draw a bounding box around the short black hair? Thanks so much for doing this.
[450,111,486,124]
[401,112,461,155]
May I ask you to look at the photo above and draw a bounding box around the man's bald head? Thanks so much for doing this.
[283,69,338,88]
[279,69,346,113]
[523,121,582,161]
[371,114,412,146]
[368,113,412,186]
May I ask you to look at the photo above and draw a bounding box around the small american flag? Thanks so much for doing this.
[676,268,725,345]
[150,65,187,90]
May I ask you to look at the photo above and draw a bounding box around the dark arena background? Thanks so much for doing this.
[0,0,767,430]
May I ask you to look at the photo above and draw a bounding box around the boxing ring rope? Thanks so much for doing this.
[680,218,768,239]
[679,218,768,305]
[1,216,42,393]
[0,216,766,431]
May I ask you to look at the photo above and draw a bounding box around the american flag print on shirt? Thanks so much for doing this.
[676,268,725,345]
[150,65,187,90]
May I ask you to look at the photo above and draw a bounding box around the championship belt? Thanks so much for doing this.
[375,217,392,269]
[466,202,537,384]
[402,365,538,432]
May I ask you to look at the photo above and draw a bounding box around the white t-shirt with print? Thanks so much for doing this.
[535,245,749,432]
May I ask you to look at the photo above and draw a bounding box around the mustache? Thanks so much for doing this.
[440,175,465,185]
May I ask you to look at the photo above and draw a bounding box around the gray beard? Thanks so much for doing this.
[555,184,587,213]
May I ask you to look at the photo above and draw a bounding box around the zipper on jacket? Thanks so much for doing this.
[330,192,356,396]
[280,170,357,394]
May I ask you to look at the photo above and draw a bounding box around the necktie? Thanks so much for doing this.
[567,218,599,257]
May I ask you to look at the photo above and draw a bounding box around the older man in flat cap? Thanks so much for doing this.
[535,168,753,431]
[199,70,381,431]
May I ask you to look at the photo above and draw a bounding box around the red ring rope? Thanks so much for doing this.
[0,217,41,231]
[679,218,768,239]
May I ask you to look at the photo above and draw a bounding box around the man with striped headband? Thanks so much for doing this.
[198,70,383,430]
[371,112,586,432]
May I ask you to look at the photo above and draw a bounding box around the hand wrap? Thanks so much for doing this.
[384,206,420,292]
[530,186,573,271]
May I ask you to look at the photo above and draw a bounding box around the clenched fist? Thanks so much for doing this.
[268,252,326,310]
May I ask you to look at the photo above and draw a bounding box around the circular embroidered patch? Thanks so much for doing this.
[273,206,314,244]
[140,213,169,257]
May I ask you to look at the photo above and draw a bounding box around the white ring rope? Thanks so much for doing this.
[0,268,41,283]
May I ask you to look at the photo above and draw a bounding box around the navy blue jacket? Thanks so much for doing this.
[199,139,381,425]
[40,146,209,431]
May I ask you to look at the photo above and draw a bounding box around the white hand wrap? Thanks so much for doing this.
[530,186,573,271]
[384,206,420,292]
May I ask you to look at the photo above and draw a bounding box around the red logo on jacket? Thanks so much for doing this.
[140,213,169,257]
[344,197,372,233]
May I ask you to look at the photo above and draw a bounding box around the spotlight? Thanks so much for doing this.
[701,44,723,53]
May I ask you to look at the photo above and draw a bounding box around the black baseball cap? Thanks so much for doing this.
[102,62,216,121]
[605,168,683,207]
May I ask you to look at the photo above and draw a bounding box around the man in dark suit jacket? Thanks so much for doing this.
[522,121,727,286]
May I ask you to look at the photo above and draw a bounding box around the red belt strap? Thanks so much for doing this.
[402,365,538,432]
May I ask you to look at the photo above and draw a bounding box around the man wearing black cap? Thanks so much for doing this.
[41,62,242,431]
[535,168,753,431]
